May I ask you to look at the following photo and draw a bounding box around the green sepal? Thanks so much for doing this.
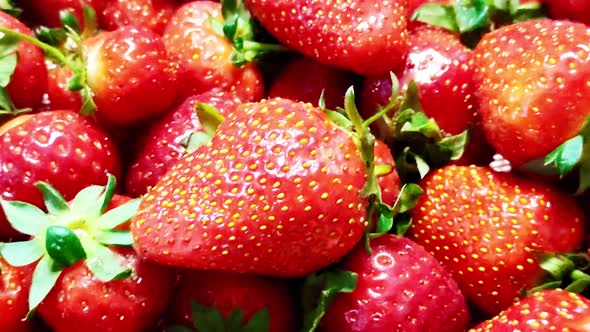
[35,27,68,46]
[59,9,82,33]
[190,301,225,332]
[95,230,133,246]
[28,255,62,312]
[243,307,269,332]
[84,242,131,282]
[454,0,489,33]
[412,3,459,32]
[36,181,70,215]
[45,225,87,268]
[183,132,214,154]
[0,33,17,87]
[302,269,358,332]
[0,199,52,236]
[195,103,225,137]
[97,198,141,230]
[394,213,413,236]
[527,252,590,296]
[99,174,117,213]
[369,183,423,238]
[439,129,470,161]
[0,0,21,17]
[0,239,44,266]
[70,184,106,218]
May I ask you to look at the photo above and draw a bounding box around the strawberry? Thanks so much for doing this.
[96,0,178,34]
[544,0,590,25]
[162,1,264,102]
[0,177,174,332]
[472,19,590,168]
[166,270,296,332]
[44,63,82,112]
[374,139,401,207]
[131,97,374,277]
[470,289,590,331]
[321,234,469,332]
[19,0,106,28]
[0,110,121,240]
[407,165,585,316]
[0,257,34,332]
[245,0,409,76]
[125,91,239,197]
[268,56,357,110]
[0,10,48,111]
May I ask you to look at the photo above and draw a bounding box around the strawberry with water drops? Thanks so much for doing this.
[408,165,585,316]
[0,110,121,240]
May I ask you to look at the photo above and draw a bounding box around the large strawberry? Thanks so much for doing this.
[162,1,264,102]
[321,234,469,332]
[132,96,378,277]
[0,110,121,240]
[473,19,590,169]
[0,10,48,111]
[408,165,585,316]
[245,0,409,76]
[166,270,296,332]
[0,257,34,332]
[470,289,590,331]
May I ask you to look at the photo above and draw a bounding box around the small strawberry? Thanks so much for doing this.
[0,110,121,240]
[0,10,48,111]
[245,0,409,76]
[268,56,357,110]
[162,1,264,102]
[473,19,590,169]
[125,91,238,197]
[544,0,590,25]
[166,270,296,332]
[470,289,590,331]
[0,257,34,332]
[96,0,178,34]
[320,234,469,332]
[408,165,585,316]
[132,95,380,277]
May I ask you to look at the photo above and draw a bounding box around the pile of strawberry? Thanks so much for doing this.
[1,0,590,331]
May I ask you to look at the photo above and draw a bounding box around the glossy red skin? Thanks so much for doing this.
[322,235,469,332]
[125,91,242,197]
[408,165,585,316]
[0,258,34,332]
[374,140,400,207]
[98,0,178,34]
[167,270,296,332]
[0,11,48,110]
[473,19,590,167]
[544,0,590,25]
[268,56,357,109]
[470,290,590,331]
[37,248,175,332]
[162,1,264,102]
[85,26,178,127]
[45,63,82,112]
[132,98,368,277]
[0,111,122,240]
[246,0,408,76]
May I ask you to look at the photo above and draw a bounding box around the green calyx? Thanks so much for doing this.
[213,0,291,67]
[0,174,140,313]
[181,102,226,154]
[0,0,21,17]
[166,300,271,332]
[525,252,590,296]
[0,31,30,117]
[413,0,546,48]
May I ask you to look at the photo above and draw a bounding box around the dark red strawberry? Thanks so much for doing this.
[408,165,585,316]
[0,10,48,110]
[473,19,590,168]
[268,56,357,109]
[245,0,408,76]
[167,270,296,332]
[0,257,34,332]
[470,289,590,331]
[96,0,178,34]
[125,90,240,197]
[132,97,372,277]
[162,1,264,102]
[84,26,178,127]
[544,0,590,25]
[321,234,469,332]
[0,110,121,240]
[19,0,106,28]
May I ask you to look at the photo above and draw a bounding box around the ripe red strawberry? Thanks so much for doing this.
[125,91,241,197]
[84,26,178,127]
[45,63,82,112]
[19,0,106,28]
[167,270,296,332]
[0,110,121,240]
[544,0,590,25]
[374,139,401,207]
[96,0,178,34]
[38,247,174,332]
[470,289,590,331]
[0,11,48,110]
[132,98,370,277]
[162,1,264,102]
[0,257,34,332]
[473,19,590,167]
[408,165,585,316]
[322,234,469,332]
[268,56,357,109]
[245,0,408,76]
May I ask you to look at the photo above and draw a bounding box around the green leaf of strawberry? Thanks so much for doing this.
[0,0,21,17]
[0,239,44,266]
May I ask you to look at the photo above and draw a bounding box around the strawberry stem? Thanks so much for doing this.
[0,27,76,69]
